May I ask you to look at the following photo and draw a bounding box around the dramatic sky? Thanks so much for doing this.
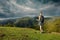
[0,0,60,18]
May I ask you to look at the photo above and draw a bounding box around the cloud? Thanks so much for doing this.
[11,1,36,11]
[52,0,60,3]
[0,0,60,18]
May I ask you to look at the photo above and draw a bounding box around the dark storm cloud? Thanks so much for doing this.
[36,0,60,3]
[0,0,60,19]
[52,0,60,3]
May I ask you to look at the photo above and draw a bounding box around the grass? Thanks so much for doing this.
[0,27,60,40]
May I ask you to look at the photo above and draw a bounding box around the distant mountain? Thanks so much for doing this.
[0,16,52,27]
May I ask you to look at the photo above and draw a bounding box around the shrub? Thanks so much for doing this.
[44,18,60,33]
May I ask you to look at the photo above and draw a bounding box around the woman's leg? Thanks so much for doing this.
[40,25,43,33]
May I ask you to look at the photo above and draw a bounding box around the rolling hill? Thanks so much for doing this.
[0,27,60,40]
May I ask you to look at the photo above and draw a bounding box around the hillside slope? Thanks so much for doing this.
[0,27,60,40]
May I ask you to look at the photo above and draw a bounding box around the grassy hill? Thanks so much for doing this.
[0,27,60,40]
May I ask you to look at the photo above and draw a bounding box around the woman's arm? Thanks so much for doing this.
[38,16,41,21]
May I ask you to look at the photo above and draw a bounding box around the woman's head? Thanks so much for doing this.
[40,11,43,15]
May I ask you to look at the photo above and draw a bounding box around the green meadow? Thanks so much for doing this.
[0,27,60,40]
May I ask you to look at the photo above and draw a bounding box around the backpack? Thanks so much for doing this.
[40,16,44,23]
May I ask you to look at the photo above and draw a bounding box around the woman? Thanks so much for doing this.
[38,11,44,33]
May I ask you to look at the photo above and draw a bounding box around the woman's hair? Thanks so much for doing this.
[40,11,43,15]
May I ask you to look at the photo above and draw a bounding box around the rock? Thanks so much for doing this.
[0,33,5,37]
